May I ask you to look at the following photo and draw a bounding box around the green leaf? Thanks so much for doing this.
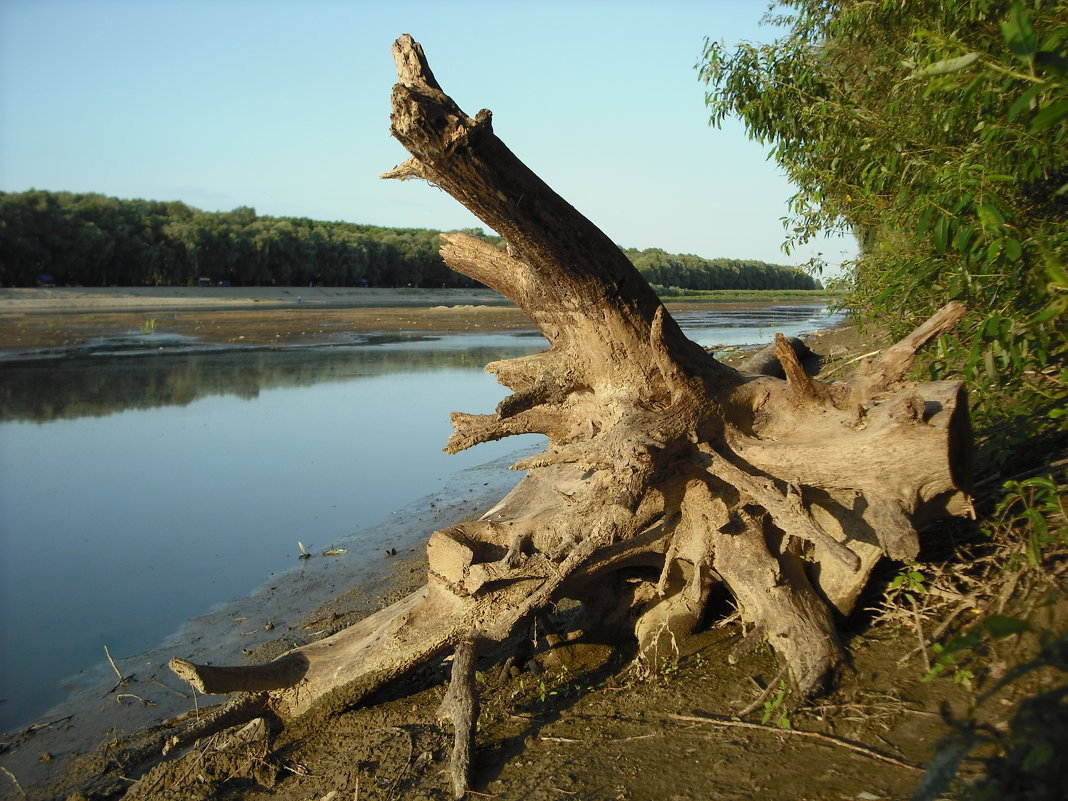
[954,223,976,253]
[1030,98,1068,132]
[1022,740,1053,770]
[984,615,1030,638]
[933,215,950,253]
[917,52,981,76]
[984,347,997,380]
[1009,84,1046,121]
[1001,4,1038,57]
[917,205,935,237]
[977,203,1005,228]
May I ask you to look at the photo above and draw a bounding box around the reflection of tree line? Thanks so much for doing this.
[0,344,544,423]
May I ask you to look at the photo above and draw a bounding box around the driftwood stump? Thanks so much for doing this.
[169,35,972,796]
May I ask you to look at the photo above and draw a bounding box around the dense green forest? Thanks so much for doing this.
[702,2,1065,798]
[0,190,820,292]
[623,246,819,291]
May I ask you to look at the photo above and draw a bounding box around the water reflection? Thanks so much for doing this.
[0,303,840,730]
[673,303,843,347]
[0,333,547,423]
[0,305,841,423]
[0,349,544,731]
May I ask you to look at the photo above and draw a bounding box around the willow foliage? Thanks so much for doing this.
[699,0,1067,465]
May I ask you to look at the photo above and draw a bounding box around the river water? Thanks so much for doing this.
[0,302,840,731]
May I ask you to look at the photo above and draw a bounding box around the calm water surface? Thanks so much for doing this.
[0,303,840,730]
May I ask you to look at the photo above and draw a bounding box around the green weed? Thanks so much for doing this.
[917,615,1068,801]
[887,561,927,600]
[991,474,1066,568]
[761,680,792,729]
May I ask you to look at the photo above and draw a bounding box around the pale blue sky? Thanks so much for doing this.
[0,0,856,271]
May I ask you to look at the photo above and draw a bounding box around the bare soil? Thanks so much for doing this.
[0,290,1056,801]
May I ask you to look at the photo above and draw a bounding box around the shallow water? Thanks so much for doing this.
[0,303,840,730]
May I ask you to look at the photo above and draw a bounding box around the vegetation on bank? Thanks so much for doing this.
[0,189,820,293]
[701,1,1065,797]
[701,0,1066,467]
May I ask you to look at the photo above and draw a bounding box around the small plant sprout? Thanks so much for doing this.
[888,561,927,600]
[762,680,792,729]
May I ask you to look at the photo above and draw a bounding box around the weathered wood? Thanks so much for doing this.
[438,638,479,799]
[169,35,973,795]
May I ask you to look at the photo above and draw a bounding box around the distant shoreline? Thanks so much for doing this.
[0,286,836,353]
[0,285,836,314]
[0,285,517,314]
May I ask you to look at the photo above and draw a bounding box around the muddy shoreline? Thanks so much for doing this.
[0,450,539,796]
[0,286,837,354]
[0,287,532,353]
[1,289,936,801]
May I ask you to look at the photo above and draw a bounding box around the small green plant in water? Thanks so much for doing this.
[761,680,792,729]
[141,317,157,334]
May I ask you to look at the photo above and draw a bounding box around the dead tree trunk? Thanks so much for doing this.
[169,34,972,793]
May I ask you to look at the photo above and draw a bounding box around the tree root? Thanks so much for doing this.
[162,35,974,797]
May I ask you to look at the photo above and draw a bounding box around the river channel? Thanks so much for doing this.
[0,302,841,731]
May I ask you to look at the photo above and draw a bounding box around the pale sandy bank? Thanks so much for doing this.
[0,286,514,314]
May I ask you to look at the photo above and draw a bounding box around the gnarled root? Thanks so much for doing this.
[164,35,973,796]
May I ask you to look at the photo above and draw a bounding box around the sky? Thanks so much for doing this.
[0,0,856,272]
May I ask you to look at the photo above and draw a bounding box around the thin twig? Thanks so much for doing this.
[611,732,662,742]
[819,349,883,378]
[0,766,26,799]
[116,693,156,707]
[737,665,789,717]
[147,677,190,698]
[667,713,923,772]
[104,643,126,683]
[909,595,931,673]
[385,726,414,799]
[21,714,74,735]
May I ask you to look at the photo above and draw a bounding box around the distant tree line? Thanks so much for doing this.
[0,190,821,291]
[0,190,482,288]
[625,247,820,291]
